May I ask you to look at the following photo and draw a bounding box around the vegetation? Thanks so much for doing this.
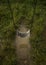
[0,0,46,65]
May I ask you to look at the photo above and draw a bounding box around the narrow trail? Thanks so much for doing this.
[15,25,31,65]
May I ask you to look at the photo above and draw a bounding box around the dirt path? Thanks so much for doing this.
[15,26,31,65]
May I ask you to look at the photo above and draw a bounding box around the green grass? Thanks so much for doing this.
[0,0,46,65]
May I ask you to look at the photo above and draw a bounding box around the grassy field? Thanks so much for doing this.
[0,0,46,65]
